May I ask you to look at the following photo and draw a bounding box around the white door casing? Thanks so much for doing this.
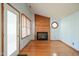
[4,4,20,56]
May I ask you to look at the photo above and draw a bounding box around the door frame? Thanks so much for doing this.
[2,3,20,56]
[1,3,4,56]
[0,3,2,56]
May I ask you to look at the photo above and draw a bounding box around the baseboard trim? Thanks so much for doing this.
[18,40,32,56]
[19,39,79,55]
[57,40,79,53]
[20,40,32,51]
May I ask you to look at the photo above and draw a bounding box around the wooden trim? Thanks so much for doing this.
[35,14,50,19]
[1,3,4,56]
[57,40,79,53]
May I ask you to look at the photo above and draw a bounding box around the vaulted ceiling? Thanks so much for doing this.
[28,3,79,19]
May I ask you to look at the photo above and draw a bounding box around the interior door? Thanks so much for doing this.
[0,3,2,56]
[4,4,20,56]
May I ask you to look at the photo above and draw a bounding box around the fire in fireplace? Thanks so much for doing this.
[37,32,48,40]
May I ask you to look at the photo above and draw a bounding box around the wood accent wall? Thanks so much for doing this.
[35,14,50,40]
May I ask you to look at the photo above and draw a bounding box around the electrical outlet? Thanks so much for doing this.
[72,42,74,45]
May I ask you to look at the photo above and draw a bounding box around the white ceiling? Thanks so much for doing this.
[28,3,79,19]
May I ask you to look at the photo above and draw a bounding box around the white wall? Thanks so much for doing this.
[0,3,2,56]
[60,11,79,51]
[11,3,35,50]
[50,17,61,40]
[50,11,79,51]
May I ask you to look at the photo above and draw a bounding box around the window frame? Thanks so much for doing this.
[21,13,31,39]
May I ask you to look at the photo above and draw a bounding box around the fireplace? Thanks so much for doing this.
[37,32,48,40]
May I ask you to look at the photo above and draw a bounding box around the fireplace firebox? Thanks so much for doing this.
[37,32,48,40]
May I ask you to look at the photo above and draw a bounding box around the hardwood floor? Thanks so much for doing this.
[19,40,79,56]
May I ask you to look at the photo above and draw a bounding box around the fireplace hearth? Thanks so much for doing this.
[37,32,48,40]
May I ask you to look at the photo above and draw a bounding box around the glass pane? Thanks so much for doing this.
[22,14,31,38]
[22,15,27,37]
[7,10,17,56]
[27,19,30,35]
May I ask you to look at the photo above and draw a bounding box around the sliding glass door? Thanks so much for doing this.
[4,4,20,56]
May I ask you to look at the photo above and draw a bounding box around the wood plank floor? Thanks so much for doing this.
[19,40,79,56]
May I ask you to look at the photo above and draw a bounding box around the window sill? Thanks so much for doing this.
[22,34,31,39]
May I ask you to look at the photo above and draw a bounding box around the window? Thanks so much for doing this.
[22,14,31,38]
[27,18,31,35]
[7,10,17,56]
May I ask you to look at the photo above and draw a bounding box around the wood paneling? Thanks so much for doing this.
[0,3,2,56]
[19,40,79,56]
[35,14,50,40]
[2,3,4,56]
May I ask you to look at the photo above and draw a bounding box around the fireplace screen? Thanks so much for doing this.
[37,32,48,40]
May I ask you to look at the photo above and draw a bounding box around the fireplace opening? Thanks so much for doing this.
[37,32,48,40]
